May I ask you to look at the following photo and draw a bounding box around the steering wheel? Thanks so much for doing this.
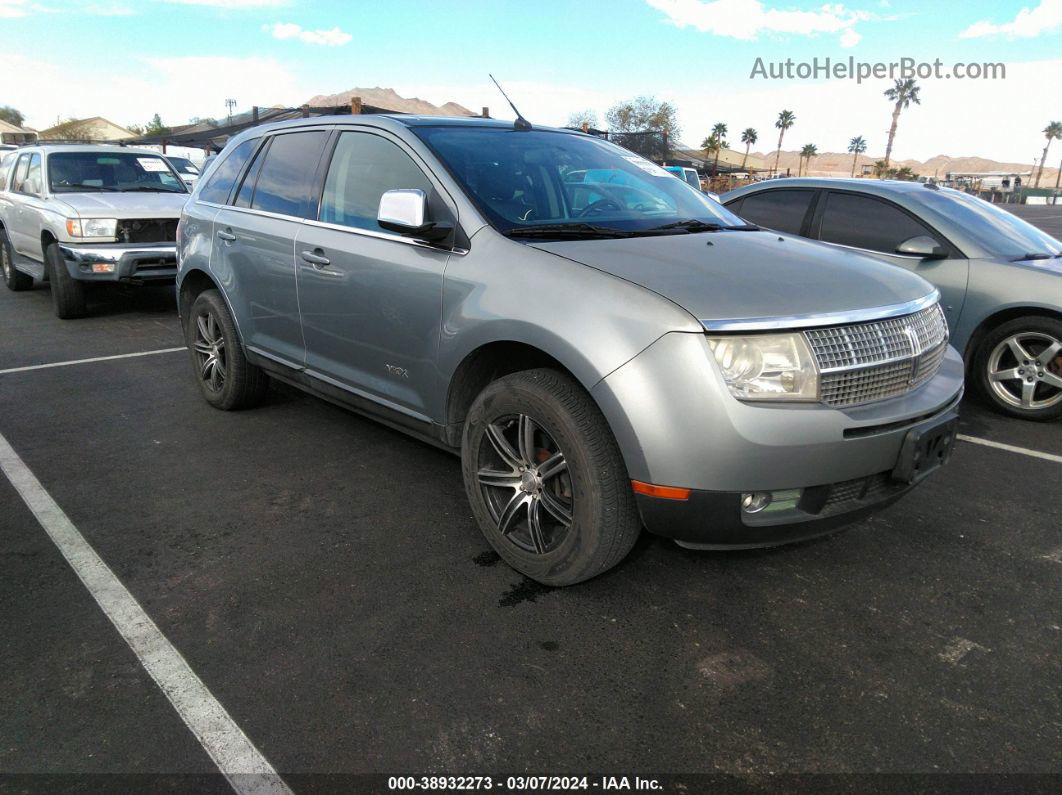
[575,198,623,218]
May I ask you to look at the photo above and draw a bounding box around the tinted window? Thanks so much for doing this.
[819,192,937,254]
[320,132,434,231]
[199,139,258,204]
[250,131,328,218]
[735,190,814,234]
[908,188,1061,260]
[233,142,268,209]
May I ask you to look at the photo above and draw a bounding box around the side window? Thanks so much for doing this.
[250,131,328,218]
[735,190,814,234]
[199,139,258,205]
[0,153,15,190]
[319,132,434,232]
[20,154,42,195]
[10,155,30,192]
[819,192,939,254]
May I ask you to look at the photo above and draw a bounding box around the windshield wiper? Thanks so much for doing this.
[645,219,761,233]
[506,223,634,239]
[1009,252,1054,261]
[122,186,185,193]
[52,184,120,192]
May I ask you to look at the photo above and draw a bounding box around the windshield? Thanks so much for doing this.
[47,151,187,193]
[911,188,1061,260]
[168,157,200,174]
[412,127,746,235]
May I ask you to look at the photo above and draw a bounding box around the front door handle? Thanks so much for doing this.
[300,249,331,267]
[217,229,236,241]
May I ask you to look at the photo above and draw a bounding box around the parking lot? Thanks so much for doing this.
[1,210,1060,790]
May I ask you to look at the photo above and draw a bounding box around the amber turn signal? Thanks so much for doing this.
[631,480,691,501]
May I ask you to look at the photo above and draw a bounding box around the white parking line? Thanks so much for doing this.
[0,347,186,375]
[957,434,1062,464]
[0,431,291,795]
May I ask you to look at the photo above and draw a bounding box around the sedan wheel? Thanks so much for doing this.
[975,315,1062,422]
[986,332,1062,411]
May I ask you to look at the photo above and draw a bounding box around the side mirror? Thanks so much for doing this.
[896,235,948,259]
[377,189,452,243]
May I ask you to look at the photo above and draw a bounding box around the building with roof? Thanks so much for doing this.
[0,119,37,146]
[38,116,136,142]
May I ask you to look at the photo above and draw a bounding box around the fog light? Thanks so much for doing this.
[741,492,772,513]
[92,263,115,274]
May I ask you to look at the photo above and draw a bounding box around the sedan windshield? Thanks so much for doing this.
[911,188,1062,261]
[412,127,746,235]
[48,152,187,194]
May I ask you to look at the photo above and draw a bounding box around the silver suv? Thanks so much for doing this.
[0,144,188,318]
[177,116,964,585]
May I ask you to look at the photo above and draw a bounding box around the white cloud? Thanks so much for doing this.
[263,22,352,46]
[646,0,874,47]
[959,0,1062,39]
[1,53,308,134]
[0,0,51,17]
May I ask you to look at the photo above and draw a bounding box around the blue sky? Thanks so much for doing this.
[2,0,1060,164]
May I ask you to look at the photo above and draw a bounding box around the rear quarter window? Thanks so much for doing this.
[198,139,258,205]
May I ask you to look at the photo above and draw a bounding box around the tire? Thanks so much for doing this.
[186,289,269,410]
[45,241,87,318]
[461,368,641,586]
[972,315,1062,422]
[1,229,33,291]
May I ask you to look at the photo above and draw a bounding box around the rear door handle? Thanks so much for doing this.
[300,249,331,267]
[217,229,236,241]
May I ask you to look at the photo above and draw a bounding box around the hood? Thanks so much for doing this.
[529,231,935,326]
[51,191,188,218]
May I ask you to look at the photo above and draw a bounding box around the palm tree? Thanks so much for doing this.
[872,159,889,178]
[1034,121,1062,187]
[701,134,721,175]
[894,166,918,181]
[709,122,728,176]
[882,79,920,169]
[774,110,795,176]
[848,135,868,177]
[740,127,757,171]
[799,143,818,176]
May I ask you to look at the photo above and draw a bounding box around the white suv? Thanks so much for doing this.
[0,144,188,318]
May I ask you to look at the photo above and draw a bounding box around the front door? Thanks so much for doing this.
[295,129,455,419]
[813,190,970,326]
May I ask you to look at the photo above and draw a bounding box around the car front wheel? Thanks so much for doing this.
[461,368,641,586]
[974,316,1062,422]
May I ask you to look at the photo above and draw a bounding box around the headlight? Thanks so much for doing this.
[66,218,117,238]
[706,333,819,401]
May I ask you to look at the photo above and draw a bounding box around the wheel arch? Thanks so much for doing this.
[963,304,1062,363]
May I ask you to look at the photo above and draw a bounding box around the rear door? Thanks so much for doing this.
[210,129,329,367]
[295,128,455,419]
[8,153,44,260]
[812,190,969,325]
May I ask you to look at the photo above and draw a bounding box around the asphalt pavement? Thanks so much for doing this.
[1,215,1060,792]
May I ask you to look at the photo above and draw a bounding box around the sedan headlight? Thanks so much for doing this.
[706,333,819,401]
[66,218,118,238]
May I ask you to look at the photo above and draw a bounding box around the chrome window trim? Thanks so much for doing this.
[303,217,468,255]
[700,291,940,332]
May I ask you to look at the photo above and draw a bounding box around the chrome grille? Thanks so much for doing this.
[805,303,948,407]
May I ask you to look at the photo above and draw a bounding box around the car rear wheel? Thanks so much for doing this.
[186,289,269,410]
[974,316,1062,422]
[461,368,641,586]
[45,242,86,318]
[1,229,33,291]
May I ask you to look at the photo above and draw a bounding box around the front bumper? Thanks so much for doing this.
[59,242,177,283]
[591,331,966,547]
